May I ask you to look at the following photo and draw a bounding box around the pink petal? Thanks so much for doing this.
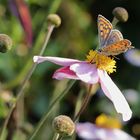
[33,56,81,66]
[112,129,136,140]
[53,66,79,80]
[70,63,99,84]
[76,123,98,139]
[98,70,132,121]
[76,122,136,140]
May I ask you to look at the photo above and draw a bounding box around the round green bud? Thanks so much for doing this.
[0,34,12,53]
[52,115,75,136]
[47,14,61,27]
[112,7,128,22]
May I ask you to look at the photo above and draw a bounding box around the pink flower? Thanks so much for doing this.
[76,122,136,140]
[33,53,132,121]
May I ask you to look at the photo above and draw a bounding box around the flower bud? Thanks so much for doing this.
[47,14,61,27]
[52,115,75,136]
[0,34,12,53]
[112,7,128,22]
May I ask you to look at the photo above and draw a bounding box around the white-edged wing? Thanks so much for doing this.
[106,29,123,46]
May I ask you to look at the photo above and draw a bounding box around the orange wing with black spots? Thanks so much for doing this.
[100,39,133,56]
[98,15,113,47]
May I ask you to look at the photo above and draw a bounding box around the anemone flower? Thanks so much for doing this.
[124,49,140,67]
[76,122,136,140]
[33,50,132,121]
[76,114,136,140]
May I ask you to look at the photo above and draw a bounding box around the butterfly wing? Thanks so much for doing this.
[98,15,113,47]
[100,39,133,56]
[106,29,123,46]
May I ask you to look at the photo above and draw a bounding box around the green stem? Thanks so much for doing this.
[4,25,54,89]
[49,0,62,14]
[73,90,84,121]
[73,85,92,122]
[3,0,62,90]
[28,80,76,140]
[58,85,92,140]
[112,17,119,28]
[53,133,63,140]
[57,136,63,140]
[53,133,60,140]
[71,90,84,140]
[0,25,55,140]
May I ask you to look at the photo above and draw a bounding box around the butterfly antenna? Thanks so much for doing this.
[112,55,120,60]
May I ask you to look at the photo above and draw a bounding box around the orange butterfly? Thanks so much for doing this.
[97,15,134,56]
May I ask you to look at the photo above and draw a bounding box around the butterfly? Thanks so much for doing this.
[97,14,134,56]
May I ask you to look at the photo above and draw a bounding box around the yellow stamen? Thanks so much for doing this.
[95,114,122,129]
[86,50,116,74]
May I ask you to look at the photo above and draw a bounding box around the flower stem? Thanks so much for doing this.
[3,0,62,90]
[74,90,84,121]
[73,85,92,122]
[0,25,55,140]
[53,133,60,140]
[49,0,62,14]
[28,80,76,140]
[112,17,119,28]
[53,133,63,140]
[57,136,63,140]
[70,90,84,140]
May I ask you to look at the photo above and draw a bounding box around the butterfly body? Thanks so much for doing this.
[97,15,133,56]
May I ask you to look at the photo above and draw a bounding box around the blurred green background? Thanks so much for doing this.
[0,0,140,139]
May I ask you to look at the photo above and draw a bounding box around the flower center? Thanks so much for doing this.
[86,50,116,74]
[95,114,122,129]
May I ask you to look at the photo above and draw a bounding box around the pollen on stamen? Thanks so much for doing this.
[86,50,116,74]
[86,50,98,63]
[95,114,122,129]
